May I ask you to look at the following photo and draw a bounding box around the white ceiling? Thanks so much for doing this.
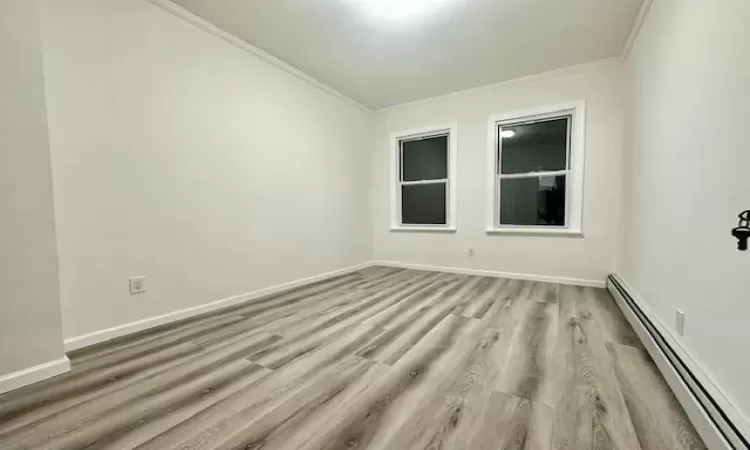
[170,0,643,109]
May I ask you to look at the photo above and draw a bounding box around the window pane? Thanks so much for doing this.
[401,135,448,181]
[401,183,447,225]
[500,117,569,174]
[500,175,566,226]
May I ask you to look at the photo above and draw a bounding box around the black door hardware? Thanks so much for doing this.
[732,210,750,251]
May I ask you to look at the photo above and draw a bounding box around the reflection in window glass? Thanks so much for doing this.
[499,175,566,226]
[499,117,569,175]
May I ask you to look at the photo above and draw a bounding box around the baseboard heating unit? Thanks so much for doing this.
[607,275,749,450]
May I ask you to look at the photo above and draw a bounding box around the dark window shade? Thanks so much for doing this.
[499,175,566,226]
[401,183,447,225]
[401,135,448,181]
[499,117,569,174]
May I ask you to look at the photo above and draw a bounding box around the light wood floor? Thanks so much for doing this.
[0,267,706,450]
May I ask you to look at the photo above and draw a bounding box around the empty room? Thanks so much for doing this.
[1,0,748,449]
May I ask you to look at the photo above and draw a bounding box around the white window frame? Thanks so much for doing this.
[486,102,586,236]
[390,123,458,232]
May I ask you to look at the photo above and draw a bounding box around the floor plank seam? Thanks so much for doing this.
[0,269,707,450]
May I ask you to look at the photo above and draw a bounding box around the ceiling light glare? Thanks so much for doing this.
[501,130,516,138]
[347,0,462,30]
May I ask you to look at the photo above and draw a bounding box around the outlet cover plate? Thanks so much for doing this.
[129,276,146,295]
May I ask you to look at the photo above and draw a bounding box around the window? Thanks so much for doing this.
[486,102,585,235]
[390,123,457,231]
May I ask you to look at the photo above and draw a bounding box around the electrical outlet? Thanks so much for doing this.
[129,276,146,295]
[675,309,685,335]
[468,248,475,257]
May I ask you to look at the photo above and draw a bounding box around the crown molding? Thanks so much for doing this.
[148,0,373,114]
[622,0,654,60]
[376,57,622,114]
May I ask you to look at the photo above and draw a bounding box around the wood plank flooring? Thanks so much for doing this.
[0,267,707,450]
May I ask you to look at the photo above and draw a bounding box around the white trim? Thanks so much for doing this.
[376,58,622,113]
[400,179,448,186]
[488,104,580,127]
[0,357,71,395]
[147,0,372,114]
[608,274,750,450]
[485,227,583,237]
[497,170,569,180]
[64,262,372,351]
[372,260,604,288]
[486,101,586,233]
[390,123,458,231]
[622,0,654,60]
[389,226,457,233]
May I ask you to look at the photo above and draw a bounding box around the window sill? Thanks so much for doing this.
[390,226,457,233]
[486,227,583,237]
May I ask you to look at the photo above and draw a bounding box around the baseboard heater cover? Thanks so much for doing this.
[607,275,749,450]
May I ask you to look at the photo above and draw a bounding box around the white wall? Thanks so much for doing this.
[371,60,624,283]
[40,0,374,341]
[0,1,66,375]
[620,0,750,428]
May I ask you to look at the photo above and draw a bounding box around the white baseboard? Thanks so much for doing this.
[371,260,605,288]
[64,262,373,352]
[0,357,71,395]
[63,259,601,353]
[608,274,750,450]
